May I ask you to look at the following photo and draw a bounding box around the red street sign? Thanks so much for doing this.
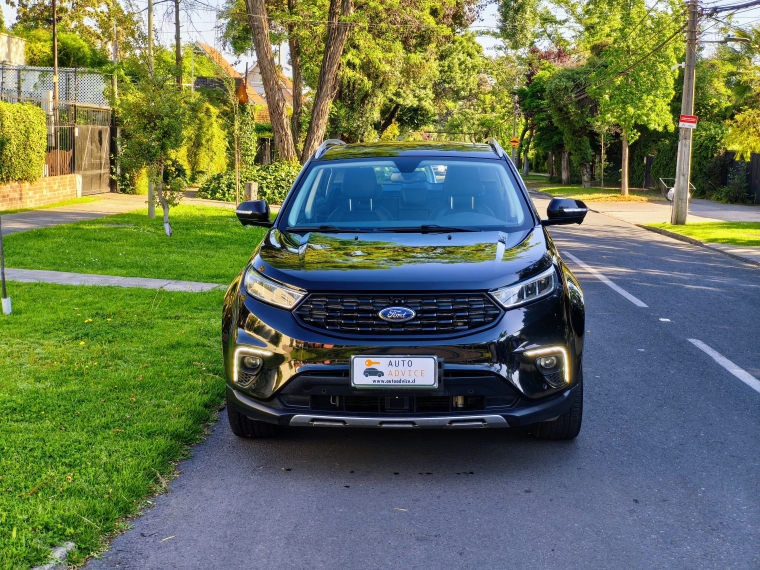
[679,115,698,129]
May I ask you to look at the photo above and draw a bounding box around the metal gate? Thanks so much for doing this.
[54,105,112,195]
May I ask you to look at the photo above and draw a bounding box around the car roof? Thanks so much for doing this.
[318,141,501,161]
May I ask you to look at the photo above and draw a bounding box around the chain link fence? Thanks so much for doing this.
[0,63,110,107]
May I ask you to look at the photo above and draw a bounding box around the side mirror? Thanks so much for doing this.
[541,198,588,226]
[236,200,272,227]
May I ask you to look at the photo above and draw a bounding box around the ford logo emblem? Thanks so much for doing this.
[378,306,416,323]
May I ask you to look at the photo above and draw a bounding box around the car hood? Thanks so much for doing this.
[253,227,552,292]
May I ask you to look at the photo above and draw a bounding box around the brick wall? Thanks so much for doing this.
[0,174,81,211]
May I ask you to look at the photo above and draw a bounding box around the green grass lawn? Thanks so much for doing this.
[521,173,551,183]
[4,205,268,283]
[538,185,665,202]
[1,196,102,215]
[646,222,760,247]
[0,283,226,568]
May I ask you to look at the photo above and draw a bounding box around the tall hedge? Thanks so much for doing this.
[0,101,47,184]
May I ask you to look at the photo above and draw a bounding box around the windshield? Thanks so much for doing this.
[281,158,533,232]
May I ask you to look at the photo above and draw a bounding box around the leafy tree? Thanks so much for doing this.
[9,0,142,59]
[116,77,190,236]
[725,109,760,161]
[243,0,298,161]
[14,28,109,67]
[585,0,681,194]
[497,0,566,51]
[546,66,595,186]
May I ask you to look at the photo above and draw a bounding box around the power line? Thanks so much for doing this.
[569,2,686,100]
[575,21,687,101]
[709,0,760,13]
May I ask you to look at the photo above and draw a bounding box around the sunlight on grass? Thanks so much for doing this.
[4,205,268,283]
[0,283,226,568]
[647,222,760,247]
[1,196,102,215]
[539,186,665,202]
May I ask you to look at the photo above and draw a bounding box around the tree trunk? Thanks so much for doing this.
[547,150,554,177]
[157,166,173,236]
[245,0,296,161]
[580,163,591,188]
[621,129,629,196]
[522,127,533,176]
[287,0,303,158]
[379,103,401,136]
[561,149,570,185]
[300,0,354,162]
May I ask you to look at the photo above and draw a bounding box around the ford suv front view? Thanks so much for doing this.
[222,140,588,440]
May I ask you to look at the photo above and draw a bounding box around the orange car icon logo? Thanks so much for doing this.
[364,359,381,367]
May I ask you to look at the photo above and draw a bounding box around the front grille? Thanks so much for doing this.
[295,293,502,334]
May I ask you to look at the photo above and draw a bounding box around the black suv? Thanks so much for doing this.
[222,140,588,440]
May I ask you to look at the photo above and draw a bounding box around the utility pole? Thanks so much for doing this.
[51,0,59,171]
[174,0,182,86]
[0,215,10,315]
[671,0,699,225]
[52,0,59,107]
[511,90,518,165]
[147,0,156,219]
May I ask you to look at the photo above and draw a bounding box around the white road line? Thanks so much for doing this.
[688,339,760,396]
[562,251,649,308]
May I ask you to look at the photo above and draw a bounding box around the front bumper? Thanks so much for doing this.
[228,382,580,428]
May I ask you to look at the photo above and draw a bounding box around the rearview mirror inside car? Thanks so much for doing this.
[541,198,588,226]
[236,200,273,227]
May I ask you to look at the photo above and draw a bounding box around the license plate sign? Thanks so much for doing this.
[351,356,438,388]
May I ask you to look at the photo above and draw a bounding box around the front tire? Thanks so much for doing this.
[529,371,583,441]
[227,394,280,438]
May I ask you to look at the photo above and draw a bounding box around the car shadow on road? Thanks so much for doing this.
[223,409,583,481]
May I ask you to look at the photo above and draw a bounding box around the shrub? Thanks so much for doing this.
[186,102,228,184]
[0,101,47,183]
[198,161,301,204]
[711,163,751,204]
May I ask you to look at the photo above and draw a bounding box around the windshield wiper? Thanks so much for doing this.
[286,225,376,233]
[389,224,482,233]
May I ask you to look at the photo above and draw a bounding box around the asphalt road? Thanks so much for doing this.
[87,207,760,570]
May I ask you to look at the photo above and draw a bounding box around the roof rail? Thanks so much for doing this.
[485,137,506,159]
[314,139,347,160]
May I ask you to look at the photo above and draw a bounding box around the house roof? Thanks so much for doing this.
[195,42,267,107]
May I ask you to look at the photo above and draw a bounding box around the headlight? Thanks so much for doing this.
[243,266,305,309]
[490,266,556,309]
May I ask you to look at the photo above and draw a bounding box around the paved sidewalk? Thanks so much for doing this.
[530,190,760,266]
[1,192,236,236]
[589,198,760,224]
[5,268,222,291]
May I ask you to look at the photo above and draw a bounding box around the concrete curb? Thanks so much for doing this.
[31,541,75,570]
[635,224,760,269]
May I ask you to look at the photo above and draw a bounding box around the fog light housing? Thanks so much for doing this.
[524,346,570,388]
[242,356,263,370]
[536,355,558,370]
[233,347,271,389]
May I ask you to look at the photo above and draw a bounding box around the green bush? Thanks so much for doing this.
[186,102,228,184]
[197,161,302,204]
[0,101,47,184]
[711,163,752,204]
